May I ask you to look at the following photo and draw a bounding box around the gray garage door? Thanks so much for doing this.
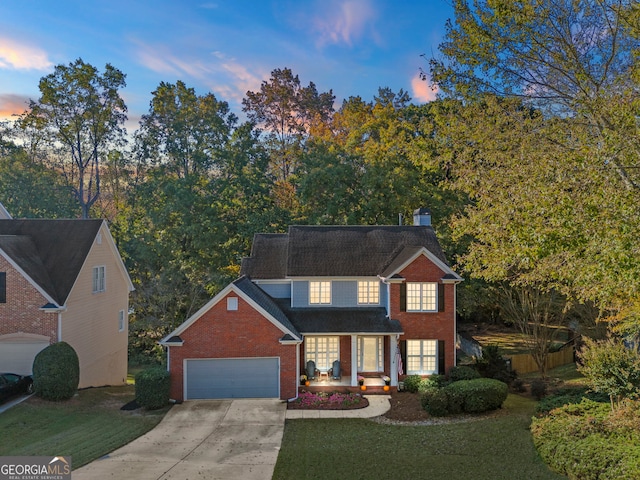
[185,358,279,399]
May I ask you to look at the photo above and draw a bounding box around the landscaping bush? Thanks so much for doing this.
[475,345,517,385]
[402,375,423,393]
[531,399,640,478]
[446,378,508,413]
[135,367,170,410]
[448,365,481,382]
[530,378,547,400]
[421,388,449,417]
[536,386,609,414]
[419,374,447,392]
[32,341,80,401]
[420,378,508,416]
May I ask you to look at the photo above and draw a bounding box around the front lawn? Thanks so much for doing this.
[274,394,563,479]
[0,385,168,469]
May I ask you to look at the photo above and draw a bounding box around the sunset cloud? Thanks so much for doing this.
[310,0,380,48]
[0,37,52,70]
[0,94,29,120]
[411,72,438,103]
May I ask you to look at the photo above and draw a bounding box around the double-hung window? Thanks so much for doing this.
[309,281,331,304]
[406,282,437,311]
[92,266,105,293]
[118,310,126,332]
[306,336,339,372]
[406,340,438,375]
[358,280,379,304]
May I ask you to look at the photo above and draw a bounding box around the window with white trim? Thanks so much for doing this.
[227,297,238,311]
[309,281,331,304]
[357,336,384,372]
[357,280,379,304]
[92,266,105,293]
[305,336,339,371]
[406,282,437,311]
[118,310,126,332]
[406,339,438,375]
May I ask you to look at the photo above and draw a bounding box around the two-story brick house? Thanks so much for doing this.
[0,218,134,388]
[161,209,462,401]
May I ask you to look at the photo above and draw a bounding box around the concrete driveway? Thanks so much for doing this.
[73,399,286,480]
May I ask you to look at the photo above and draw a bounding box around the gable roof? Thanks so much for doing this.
[0,219,129,305]
[241,225,456,279]
[160,276,302,345]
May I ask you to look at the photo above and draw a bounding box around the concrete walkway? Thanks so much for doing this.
[73,399,286,480]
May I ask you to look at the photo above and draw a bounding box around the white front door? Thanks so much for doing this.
[358,336,383,372]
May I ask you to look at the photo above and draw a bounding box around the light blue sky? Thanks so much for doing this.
[0,0,453,129]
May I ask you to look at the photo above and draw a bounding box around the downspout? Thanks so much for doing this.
[57,312,63,342]
[287,340,301,402]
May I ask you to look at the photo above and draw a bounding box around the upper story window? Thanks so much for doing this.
[118,310,126,332]
[0,272,5,303]
[92,266,106,293]
[309,281,331,304]
[227,297,238,311]
[406,282,437,311]
[358,280,379,304]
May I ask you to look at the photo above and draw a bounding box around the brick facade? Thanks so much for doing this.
[0,257,56,341]
[390,254,456,374]
[168,292,298,401]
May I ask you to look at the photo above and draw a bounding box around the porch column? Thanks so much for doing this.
[390,334,399,387]
[351,334,358,387]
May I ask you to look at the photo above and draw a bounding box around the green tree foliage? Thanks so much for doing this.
[577,337,640,410]
[429,1,640,324]
[122,82,283,356]
[0,140,77,218]
[18,59,127,218]
[242,68,335,211]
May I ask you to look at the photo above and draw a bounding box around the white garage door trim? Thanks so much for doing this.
[184,357,280,400]
[0,333,51,375]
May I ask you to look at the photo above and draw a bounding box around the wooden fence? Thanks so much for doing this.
[505,345,575,375]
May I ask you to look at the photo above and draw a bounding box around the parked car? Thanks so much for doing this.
[0,373,34,403]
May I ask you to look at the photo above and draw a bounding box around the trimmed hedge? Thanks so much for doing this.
[402,375,423,393]
[421,378,508,416]
[32,341,80,401]
[531,399,640,479]
[135,367,170,410]
[448,365,481,382]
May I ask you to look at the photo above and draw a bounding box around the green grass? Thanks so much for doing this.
[0,385,168,469]
[274,394,564,480]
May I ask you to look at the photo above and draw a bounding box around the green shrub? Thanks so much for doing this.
[475,345,517,385]
[32,342,79,401]
[419,374,447,392]
[531,399,640,478]
[135,367,170,410]
[530,378,547,400]
[445,378,508,413]
[448,365,481,382]
[421,389,449,417]
[402,375,423,393]
[536,386,609,414]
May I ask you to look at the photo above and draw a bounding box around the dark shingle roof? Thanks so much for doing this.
[241,225,448,279]
[233,276,301,340]
[0,219,102,305]
[274,300,403,334]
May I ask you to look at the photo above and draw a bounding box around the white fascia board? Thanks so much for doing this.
[0,248,58,306]
[159,283,300,345]
[384,247,463,281]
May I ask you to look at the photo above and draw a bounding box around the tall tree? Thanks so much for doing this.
[429,1,640,322]
[242,68,334,211]
[18,59,127,218]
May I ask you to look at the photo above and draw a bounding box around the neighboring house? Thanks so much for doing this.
[0,218,134,388]
[161,209,462,401]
